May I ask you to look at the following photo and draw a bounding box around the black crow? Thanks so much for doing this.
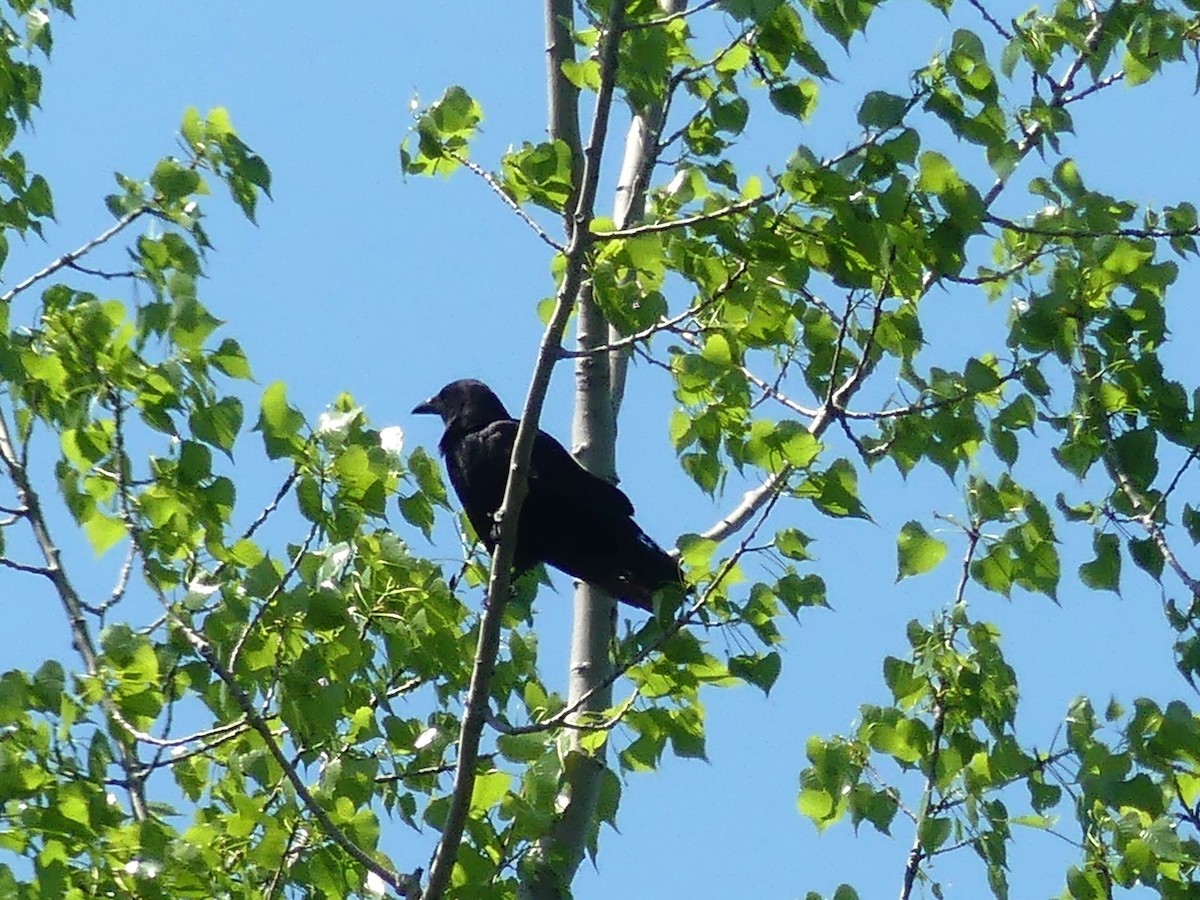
[413,379,683,610]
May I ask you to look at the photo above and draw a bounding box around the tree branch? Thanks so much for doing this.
[423,4,629,898]
[0,404,149,821]
[980,8,1110,207]
[558,258,749,359]
[450,152,566,252]
[168,614,419,895]
[1,203,155,304]
[592,192,776,240]
[986,211,1200,241]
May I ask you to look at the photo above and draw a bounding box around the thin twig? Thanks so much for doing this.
[226,521,319,674]
[450,153,566,252]
[560,258,749,358]
[130,720,259,774]
[593,192,776,240]
[965,0,1014,40]
[1147,446,1200,523]
[0,556,54,576]
[987,212,1200,241]
[65,260,140,281]
[1062,69,1125,105]
[110,540,138,601]
[1,204,154,304]
[943,246,1056,286]
[238,468,300,545]
[843,365,1027,421]
[822,91,927,169]
[625,0,720,29]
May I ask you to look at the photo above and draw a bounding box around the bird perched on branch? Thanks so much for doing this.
[413,379,683,610]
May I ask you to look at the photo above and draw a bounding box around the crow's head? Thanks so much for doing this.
[412,379,512,434]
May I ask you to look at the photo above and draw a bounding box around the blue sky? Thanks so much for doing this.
[4,2,1200,897]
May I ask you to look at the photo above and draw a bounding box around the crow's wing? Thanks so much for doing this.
[449,420,633,530]
[528,428,635,518]
[448,420,678,608]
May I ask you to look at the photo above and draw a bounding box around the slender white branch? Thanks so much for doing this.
[2,204,154,304]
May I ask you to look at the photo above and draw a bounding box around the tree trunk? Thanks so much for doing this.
[519,3,679,897]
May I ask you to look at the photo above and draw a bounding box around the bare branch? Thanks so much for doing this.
[699,468,792,544]
[238,468,300,546]
[987,211,1199,241]
[626,0,720,29]
[106,542,138,612]
[123,713,251,751]
[593,192,776,240]
[0,556,54,577]
[450,153,566,252]
[964,0,1014,40]
[2,204,155,304]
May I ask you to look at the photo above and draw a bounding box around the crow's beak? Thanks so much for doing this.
[412,398,438,416]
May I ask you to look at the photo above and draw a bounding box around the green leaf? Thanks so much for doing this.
[917,151,959,195]
[255,382,306,459]
[701,333,733,366]
[496,732,549,764]
[896,521,948,580]
[560,59,600,90]
[1184,503,1200,544]
[775,528,812,561]
[1128,536,1164,581]
[210,338,253,380]
[1078,532,1120,593]
[769,80,819,121]
[401,85,483,176]
[857,91,908,129]
[728,651,782,695]
[465,768,508,816]
[84,514,126,556]
[1112,428,1158,490]
[151,158,201,202]
[190,396,244,455]
[796,459,869,519]
[919,816,951,851]
[798,786,835,823]
[24,174,53,218]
